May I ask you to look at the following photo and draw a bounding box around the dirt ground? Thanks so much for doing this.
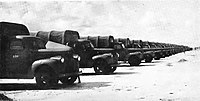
[0,50,200,101]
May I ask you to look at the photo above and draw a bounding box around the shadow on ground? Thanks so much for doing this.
[81,71,139,76]
[137,64,156,67]
[62,82,111,90]
[0,81,111,91]
[112,71,139,75]
[81,73,99,76]
[0,83,39,91]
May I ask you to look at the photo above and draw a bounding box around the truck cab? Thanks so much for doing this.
[111,42,142,66]
[131,40,155,63]
[81,36,142,66]
[67,39,118,74]
[148,42,164,60]
[0,35,81,88]
[67,40,94,68]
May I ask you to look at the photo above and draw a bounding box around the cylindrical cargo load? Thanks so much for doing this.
[98,36,114,48]
[36,30,80,45]
[29,32,38,37]
[132,40,142,45]
[131,40,142,48]
[87,36,99,47]
[118,38,131,48]
[80,35,114,48]
[80,36,89,40]
[114,39,119,43]
[0,34,1,66]
[64,30,80,43]
[48,31,65,44]
[36,31,50,42]
[141,41,150,48]
[51,30,80,44]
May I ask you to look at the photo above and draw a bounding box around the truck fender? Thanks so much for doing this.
[144,51,153,55]
[92,53,113,60]
[92,53,117,65]
[32,59,60,75]
[128,52,143,59]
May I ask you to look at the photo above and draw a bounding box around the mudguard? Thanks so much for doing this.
[128,52,143,60]
[32,58,63,75]
[144,51,155,57]
[92,53,117,65]
[92,53,113,60]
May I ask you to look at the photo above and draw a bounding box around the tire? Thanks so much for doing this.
[128,56,141,66]
[60,76,77,85]
[145,55,153,63]
[154,57,160,60]
[154,54,161,60]
[93,59,111,74]
[35,67,58,89]
[109,67,117,73]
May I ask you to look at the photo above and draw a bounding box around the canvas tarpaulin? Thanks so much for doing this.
[36,30,80,45]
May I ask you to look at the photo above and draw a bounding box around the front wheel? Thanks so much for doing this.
[93,59,110,75]
[128,56,141,66]
[154,54,161,60]
[60,76,77,85]
[145,55,153,63]
[35,67,58,89]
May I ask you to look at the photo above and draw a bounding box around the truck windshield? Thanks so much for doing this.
[84,42,94,49]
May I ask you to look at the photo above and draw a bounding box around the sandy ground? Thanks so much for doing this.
[0,50,200,101]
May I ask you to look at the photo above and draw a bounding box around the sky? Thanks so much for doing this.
[0,0,199,47]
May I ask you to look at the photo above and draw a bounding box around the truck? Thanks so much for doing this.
[146,41,166,60]
[81,36,143,66]
[32,31,118,74]
[131,40,155,62]
[0,22,81,89]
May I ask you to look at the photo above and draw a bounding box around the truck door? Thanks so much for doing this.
[5,39,30,78]
[114,43,128,61]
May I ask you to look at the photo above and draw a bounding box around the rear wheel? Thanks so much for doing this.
[154,53,161,60]
[145,55,153,63]
[154,57,160,60]
[128,56,141,66]
[35,67,58,89]
[154,55,161,60]
[60,76,77,85]
[93,59,110,74]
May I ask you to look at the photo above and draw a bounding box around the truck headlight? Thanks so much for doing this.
[73,54,81,61]
[61,58,65,63]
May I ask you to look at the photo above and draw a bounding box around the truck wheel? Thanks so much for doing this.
[145,55,153,63]
[154,57,160,60]
[35,67,58,89]
[154,55,161,60]
[110,67,117,73]
[128,56,141,66]
[60,76,77,85]
[154,53,161,60]
[93,59,110,74]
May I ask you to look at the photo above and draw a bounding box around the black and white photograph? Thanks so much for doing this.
[0,0,199,101]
